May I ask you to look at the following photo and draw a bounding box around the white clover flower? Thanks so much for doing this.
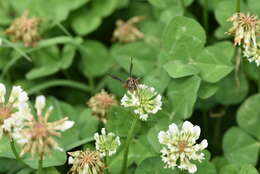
[14,95,74,157]
[158,121,208,173]
[0,83,30,139]
[243,41,260,66]
[121,84,162,121]
[94,128,120,157]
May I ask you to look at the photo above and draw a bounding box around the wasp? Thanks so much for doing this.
[108,57,139,91]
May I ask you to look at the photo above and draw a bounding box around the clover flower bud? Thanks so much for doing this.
[243,41,260,66]
[5,11,41,47]
[87,90,117,123]
[225,12,260,49]
[121,84,162,121]
[94,128,120,157]
[68,149,105,174]
[112,16,144,43]
[13,95,74,157]
[158,121,208,173]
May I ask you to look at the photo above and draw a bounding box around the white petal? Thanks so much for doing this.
[0,83,6,103]
[35,95,46,115]
[116,136,121,146]
[193,125,201,139]
[94,133,99,140]
[158,131,167,144]
[68,156,74,164]
[101,128,106,135]
[139,114,148,120]
[169,123,179,134]
[55,146,64,151]
[18,91,28,103]
[200,139,208,149]
[60,120,74,131]
[187,164,197,173]
[182,121,194,132]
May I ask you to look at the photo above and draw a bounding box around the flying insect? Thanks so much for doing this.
[108,57,139,91]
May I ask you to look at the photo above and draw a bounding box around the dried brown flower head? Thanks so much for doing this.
[5,11,41,47]
[112,16,144,43]
[87,90,117,123]
[68,149,105,174]
[225,12,260,49]
[13,96,74,157]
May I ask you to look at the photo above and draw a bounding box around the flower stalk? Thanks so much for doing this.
[236,0,240,13]
[37,154,43,174]
[104,155,109,174]
[258,68,260,92]
[203,0,208,33]
[120,116,138,174]
[10,139,29,168]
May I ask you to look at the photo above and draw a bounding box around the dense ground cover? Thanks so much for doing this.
[0,0,259,174]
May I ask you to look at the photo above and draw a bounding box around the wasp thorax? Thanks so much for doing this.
[124,77,139,91]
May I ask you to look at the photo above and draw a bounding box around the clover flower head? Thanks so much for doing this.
[68,149,105,174]
[0,83,30,140]
[225,12,260,49]
[112,16,144,43]
[243,41,260,66]
[13,95,74,157]
[121,84,162,121]
[158,121,208,173]
[5,11,41,47]
[94,128,120,157]
[87,90,117,123]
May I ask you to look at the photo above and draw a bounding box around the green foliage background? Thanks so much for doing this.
[0,0,259,173]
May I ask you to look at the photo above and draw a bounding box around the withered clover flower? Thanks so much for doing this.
[5,11,41,47]
[68,149,105,174]
[13,95,74,157]
[0,83,30,140]
[112,16,144,43]
[225,12,260,49]
[87,90,117,123]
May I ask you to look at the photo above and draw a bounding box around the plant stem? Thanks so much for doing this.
[104,156,109,174]
[203,0,208,33]
[120,116,138,174]
[179,0,185,14]
[88,76,95,95]
[213,117,222,153]
[2,38,31,61]
[202,110,208,138]
[37,154,43,174]
[258,68,260,93]
[236,0,240,12]
[55,22,73,37]
[235,47,241,88]
[10,139,29,168]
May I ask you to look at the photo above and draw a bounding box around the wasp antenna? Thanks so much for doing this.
[107,73,124,82]
[129,57,133,77]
